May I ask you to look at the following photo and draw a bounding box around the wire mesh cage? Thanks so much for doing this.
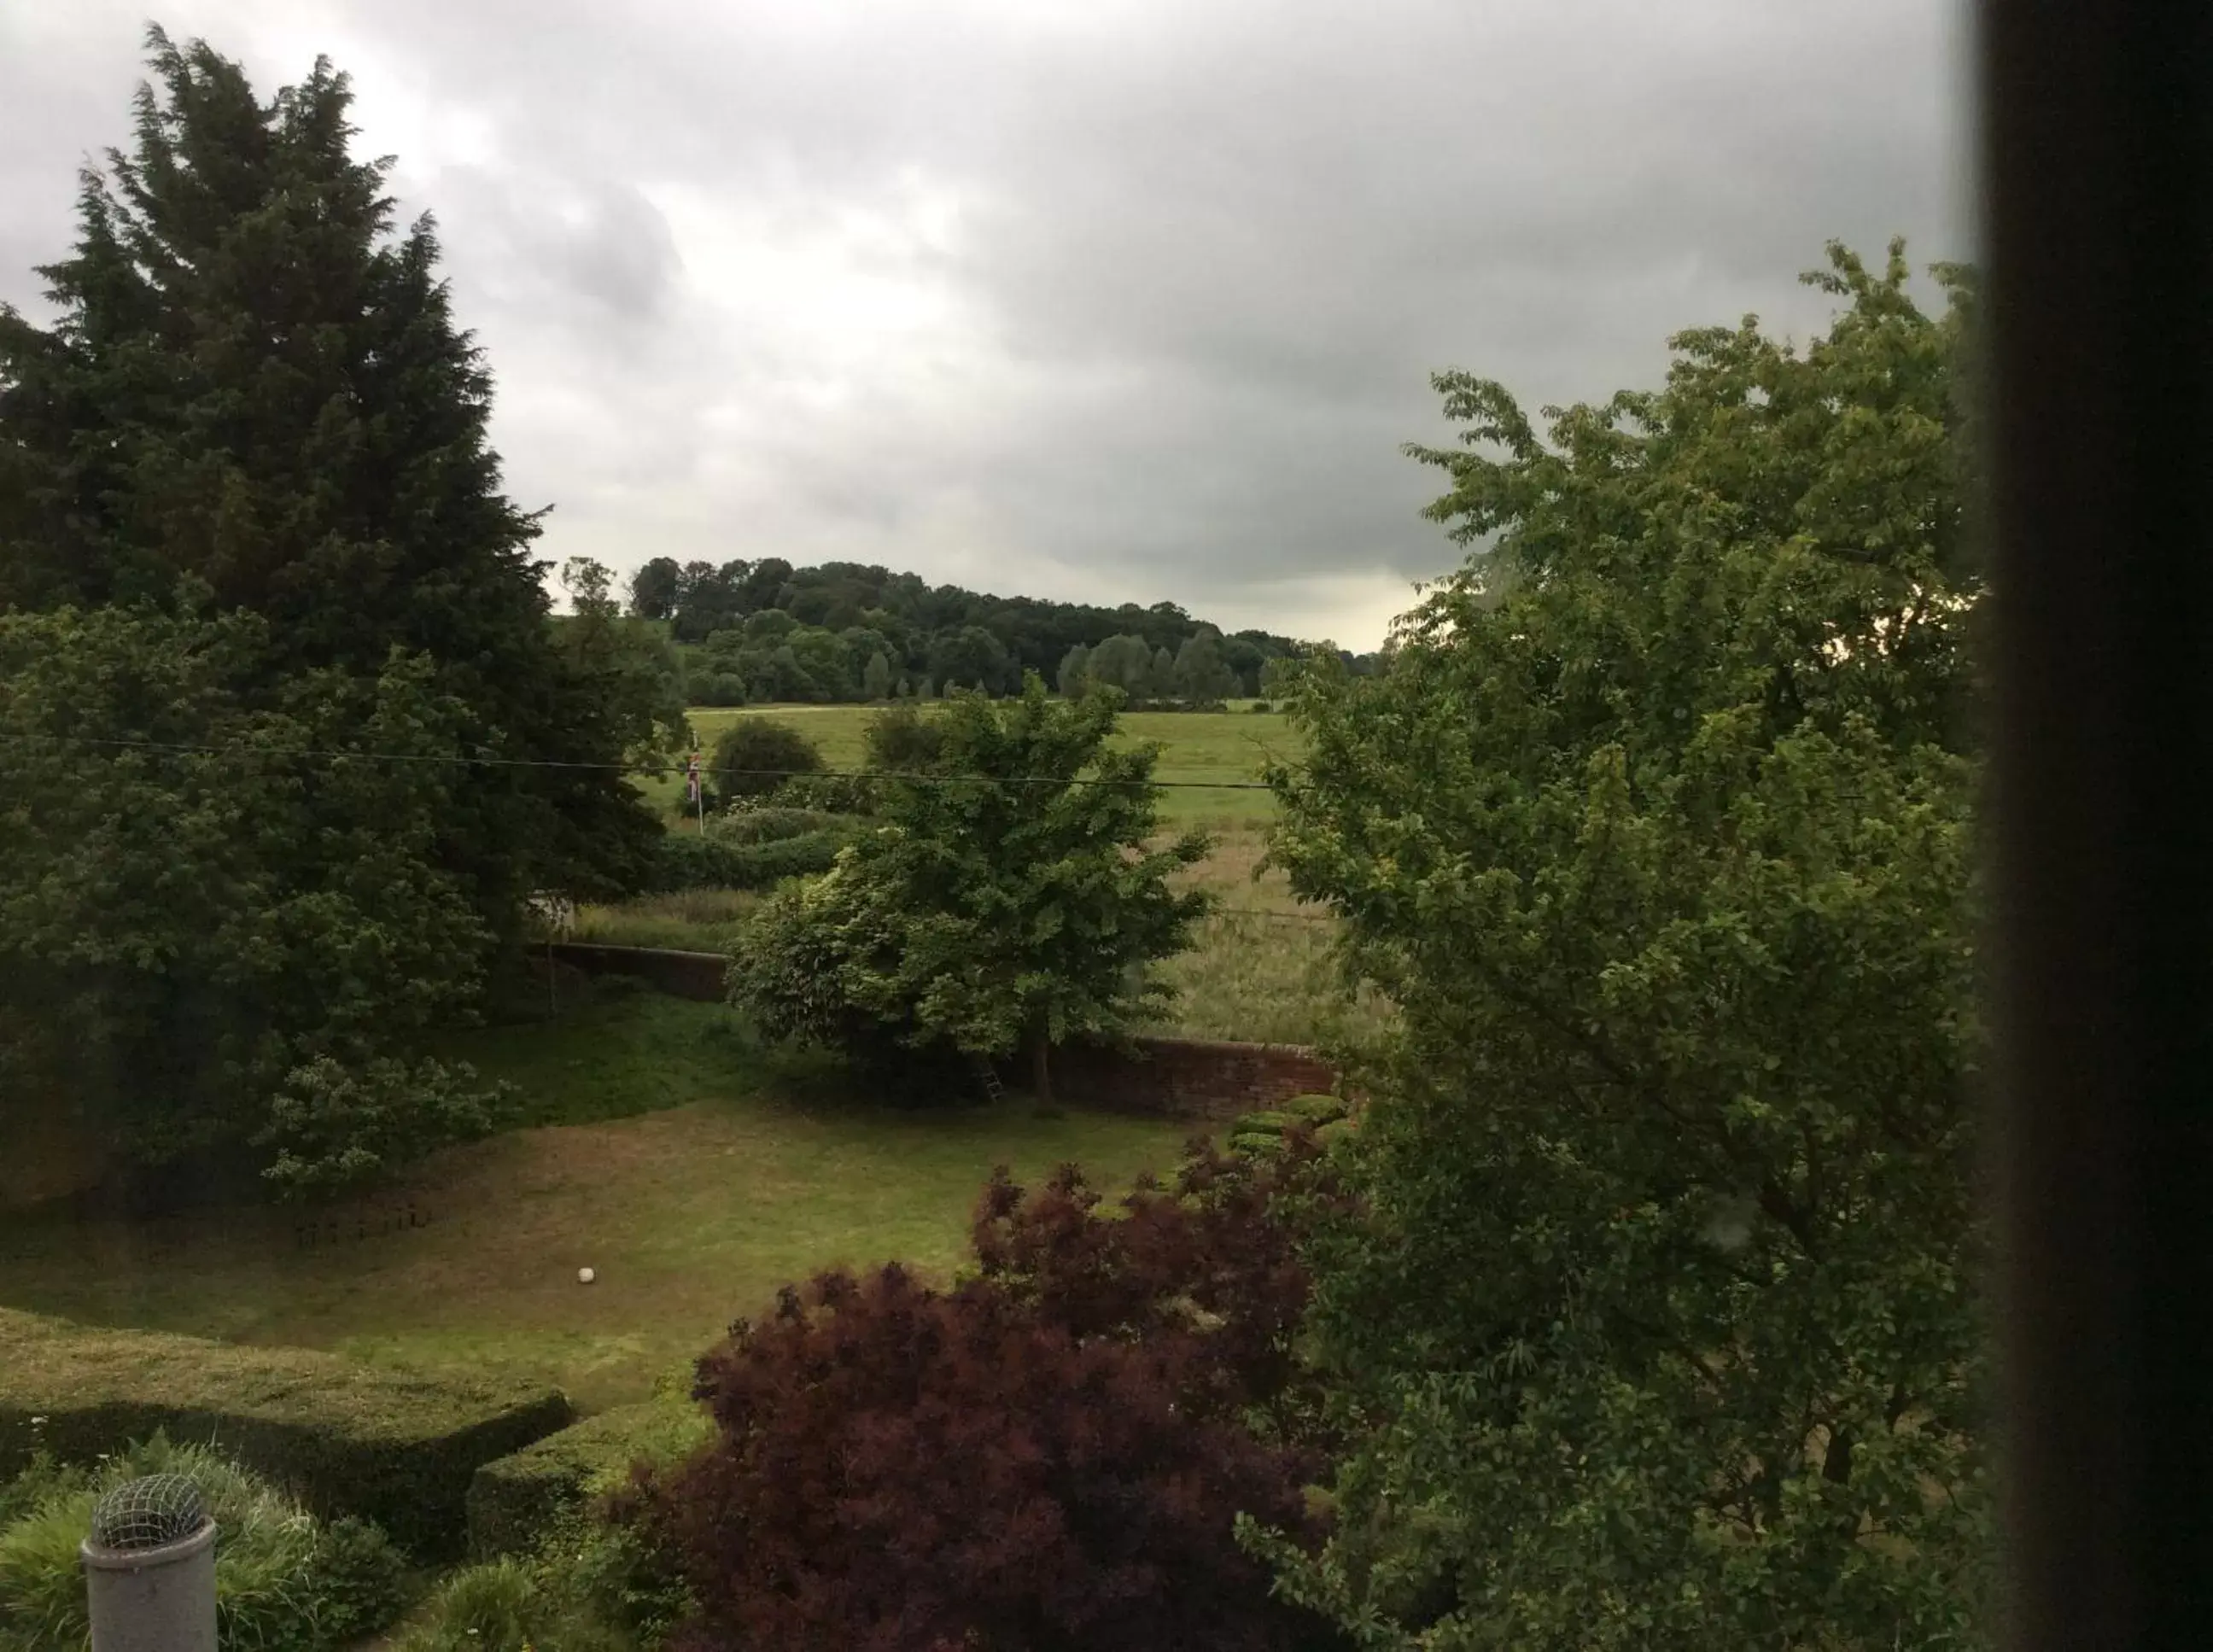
[90,1475,208,1552]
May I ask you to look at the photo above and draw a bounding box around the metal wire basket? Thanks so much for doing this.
[89,1475,208,1552]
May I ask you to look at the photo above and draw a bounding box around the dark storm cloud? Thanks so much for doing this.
[0,0,1969,644]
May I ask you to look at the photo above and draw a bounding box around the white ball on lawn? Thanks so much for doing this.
[578,1266,597,1285]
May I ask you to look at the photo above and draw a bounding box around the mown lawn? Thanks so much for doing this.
[0,994,1200,1411]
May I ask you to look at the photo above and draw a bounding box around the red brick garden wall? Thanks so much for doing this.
[546,943,1341,1119]
[1048,1036,1340,1121]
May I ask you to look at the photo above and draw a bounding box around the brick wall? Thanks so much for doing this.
[1047,1036,1340,1121]
[547,943,1340,1120]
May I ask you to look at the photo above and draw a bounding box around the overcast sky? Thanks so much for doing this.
[0,1,1971,648]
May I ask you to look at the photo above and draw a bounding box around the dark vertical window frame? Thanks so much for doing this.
[1982,3,2213,1643]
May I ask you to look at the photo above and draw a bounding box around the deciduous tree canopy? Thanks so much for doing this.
[628,555,1369,704]
[728,677,1212,1098]
[1247,242,1990,1648]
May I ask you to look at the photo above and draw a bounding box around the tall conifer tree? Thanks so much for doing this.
[0,27,658,926]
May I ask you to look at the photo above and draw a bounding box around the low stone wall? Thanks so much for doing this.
[546,943,1341,1119]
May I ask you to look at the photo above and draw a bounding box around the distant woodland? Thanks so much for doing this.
[623,555,1381,704]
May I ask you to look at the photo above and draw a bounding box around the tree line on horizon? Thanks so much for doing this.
[620,553,1382,706]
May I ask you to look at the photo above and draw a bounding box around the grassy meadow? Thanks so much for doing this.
[651,701,1300,830]
[0,992,1198,1411]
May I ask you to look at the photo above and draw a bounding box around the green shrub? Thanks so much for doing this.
[393,1557,540,1651]
[723,827,856,888]
[1229,1130,1287,1159]
[650,824,858,894]
[394,1515,686,1652]
[303,1515,416,1646]
[0,1455,83,1532]
[0,1309,570,1558]
[706,718,821,806]
[0,1494,84,1652]
[1282,1094,1350,1127]
[0,1436,414,1652]
[1230,1110,1296,1136]
[692,672,747,708]
[468,1401,711,1560]
[648,832,752,892]
[707,806,847,845]
[771,770,879,814]
[862,699,945,772]
[1225,1097,1352,1163]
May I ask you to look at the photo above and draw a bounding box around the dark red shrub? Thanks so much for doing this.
[644,1137,1350,1652]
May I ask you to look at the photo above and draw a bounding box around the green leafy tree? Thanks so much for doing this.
[651,557,1306,693]
[556,557,691,768]
[1057,641,1092,698]
[0,601,506,1190]
[1245,243,1990,1648]
[1148,645,1178,703]
[1084,633,1153,703]
[862,699,945,773]
[0,29,660,920]
[1173,633,1240,706]
[708,717,825,807]
[1258,655,1307,702]
[861,650,893,701]
[730,677,1212,1100]
[927,625,1015,698]
[628,556,684,622]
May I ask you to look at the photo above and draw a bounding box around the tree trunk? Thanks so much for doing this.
[1029,1027,1054,1105]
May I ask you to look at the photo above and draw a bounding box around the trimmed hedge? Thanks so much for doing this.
[467,1400,711,1559]
[0,1309,570,1559]
[1282,1093,1350,1126]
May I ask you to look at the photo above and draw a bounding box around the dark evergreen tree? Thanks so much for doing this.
[0,27,658,931]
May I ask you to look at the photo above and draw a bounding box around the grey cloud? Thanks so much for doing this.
[0,0,1971,644]
[426,166,681,326]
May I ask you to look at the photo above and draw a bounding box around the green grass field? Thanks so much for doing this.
[657,702,1301,829]
[0,994,1199,1411]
